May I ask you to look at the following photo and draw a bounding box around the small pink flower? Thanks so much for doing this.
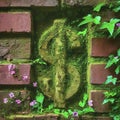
[33,82,37,87]
[3,98,8,104]
[73,111,78,117]
[88,100,93,107]
[22,75,28,81]
[116,23,120,27]
[8,64,16,72]
[9,92,15,98]
[10,70,15,75]
[15,99,21,104]
[30,100,37,106]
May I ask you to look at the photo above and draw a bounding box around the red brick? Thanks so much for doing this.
[0,0,10,7]
[0,117,5,120]
[90,64,112,84]
[0,64,30,85]
[90,90,110,112]
[0,37,31,59]
[0,13,31,32]
[82,115,112,120]
[11,0,58,7]
[0,0,58,7]
[91,38,120,57]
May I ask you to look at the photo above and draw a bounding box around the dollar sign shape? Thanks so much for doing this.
[38,19,81,108]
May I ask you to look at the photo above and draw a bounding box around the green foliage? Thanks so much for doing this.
[104,49,120,120]
[93,2,106,12]
[32,57,47,65]
[100,18,120,36]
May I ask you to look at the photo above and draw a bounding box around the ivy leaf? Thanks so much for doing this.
[105,75,117,85]
[100,18,120,35]
[105,55,119,68]
[113,6,120,12]
[78,28,87,36]
[115,66,120,74]
[93,2,106,12]
[93,16,101,25]
[78,14,101,26]
[112,27,120,38]
[117,49,120,56]
[103,98,115,104]
[78,14,93,26]
[36,93,44,104]
[79,94,88,108]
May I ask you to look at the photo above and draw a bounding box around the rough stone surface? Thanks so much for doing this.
[0,0,58,7]
[91,38,120,57]
[64,0,107,6]
[0,38,31,59]
[0,64,30,85]
[90,90,110,112]
[0,13,31,32]
[82,115,112,120]
[0,0,10,7]
[90,64,112,84]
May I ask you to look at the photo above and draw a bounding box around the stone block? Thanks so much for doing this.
[90,90,110,112]
[0,0,10,7]
[82,115,112,120]
[0,37,31,59]
[91,38,120,57]
[63,0,107,6]
[90,64,112,84]
[0,13,31,32]
[0,64,31,85]
[0,0,58,7]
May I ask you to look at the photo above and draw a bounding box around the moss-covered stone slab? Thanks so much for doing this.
[38,19,81,108]
[0,38,31,60]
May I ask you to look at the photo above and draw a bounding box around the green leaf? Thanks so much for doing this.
[79,94,88,108]
[103,98,115,104]
[78,14,93,26]
[112,27,120,38]
[117,49,120,56]
[48,103,54,110]
[93,16,101,25]
[53,109,60,114]
[100,18,120,35]
[36,93,44,104]
[78,28,87,36]
[113,6,120,12]
[93,2,106,12]
[105,75,117,85]
[115,66,120,74]
[105,55,119,68]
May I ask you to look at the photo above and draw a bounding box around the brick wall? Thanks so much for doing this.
[0,0,116,120]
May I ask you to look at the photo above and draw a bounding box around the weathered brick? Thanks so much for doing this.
[34,114,59,120]
[0,117,5,120]
[82,115,112,120]
[14,117,33,120]
[90,64,112,84]
[91,38,120,57]
[0,37,31,59]
[0,0,58,7]
[0,64,30,85]
[90,90,110,112]
[63,0,106,6]
[0,0,10,7]
[11,0,58,7]
[0,13,31,32]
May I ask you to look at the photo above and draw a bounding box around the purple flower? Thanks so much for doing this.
[72,111,78,117]
[15,99,21,104]
[9,92,15,98]
[116,23,120,27]
[8,64,16,72]
[22,75,28,81]
[10,70,15,75]
[3,98,8,104]
[88,100,93,107]
[33,82,37,87]
[30,100,37,106]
